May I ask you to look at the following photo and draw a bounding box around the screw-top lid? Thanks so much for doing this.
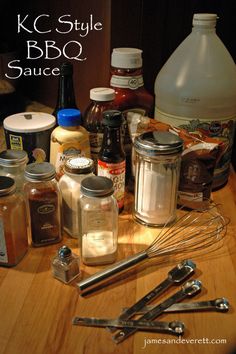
[3,112,56,133]
[90,87,115,102]
[65,157,94,175]
[111,48,143,69]
[0,176,16,196]
[102,110,123,127]
[57,108,81,127]
[25,162,56,181]
[0,150,28,166]
[134,131,183,156]
[192,13,218,27]
[60,62,73,76]
[81,176,114,197]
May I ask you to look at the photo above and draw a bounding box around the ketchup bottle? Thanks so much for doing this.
[97,110,125,213]
[110,48,154,188]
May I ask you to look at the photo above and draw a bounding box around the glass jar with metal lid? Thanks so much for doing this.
[23,162,62,247]
[80,176,118,265]
[134,131,183,226]
[0,149,28,192]
[0,176,28,266]
[58,157,95,238]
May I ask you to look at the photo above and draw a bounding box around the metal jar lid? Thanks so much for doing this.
[134,131,183,156]
[81,176,114,197]
[0,150,28,166]
[0,176,16,196]
[24,162,56,181]
[65,157,94,175]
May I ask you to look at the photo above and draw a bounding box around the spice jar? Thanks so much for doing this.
[0,176,28,266]
[59,157,95,238]
[80,176,118,265]
[0,150,28,191]
[134,131,183,226]
[51,245,81,284]
[24,162,62,247]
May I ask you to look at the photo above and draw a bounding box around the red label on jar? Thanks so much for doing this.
[97,160,125,209]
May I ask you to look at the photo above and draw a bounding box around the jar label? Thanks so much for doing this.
[110,75,144,90]
[37,204,56,214]
[9,134,23,150]
[97,160,125,209]
[54,141,91,177]
[89,132,104,155]
[0,219,8,263]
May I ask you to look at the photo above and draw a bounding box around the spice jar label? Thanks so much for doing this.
[97,160,125,209]
[0,219,8,263]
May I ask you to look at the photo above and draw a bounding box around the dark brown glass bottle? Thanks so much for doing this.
[53,62,78,119]
[97,110,125,213]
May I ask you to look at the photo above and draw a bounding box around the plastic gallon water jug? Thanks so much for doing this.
[154,13,236,189]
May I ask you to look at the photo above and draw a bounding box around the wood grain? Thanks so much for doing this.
[0,170,235,354]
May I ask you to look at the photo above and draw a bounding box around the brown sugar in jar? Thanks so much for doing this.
[24,162,62,247]
[0,176,28,266]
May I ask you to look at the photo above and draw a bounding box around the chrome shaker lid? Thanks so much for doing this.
[24,162,56,181]
[134,131,183,155]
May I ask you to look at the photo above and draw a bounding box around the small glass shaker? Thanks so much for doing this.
[80,176,118,266]
[51,245,81,284]
[134,131,183,226]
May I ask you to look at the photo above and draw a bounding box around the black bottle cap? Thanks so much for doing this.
[60,62,73,76]
[102,110,123,127]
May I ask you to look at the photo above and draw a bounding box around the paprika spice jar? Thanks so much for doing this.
[0,176,28,266]
[24,162,62,247]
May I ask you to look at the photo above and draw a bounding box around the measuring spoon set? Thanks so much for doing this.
[72,260,230,344]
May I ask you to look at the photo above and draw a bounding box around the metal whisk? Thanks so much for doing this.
[77,203,228,294]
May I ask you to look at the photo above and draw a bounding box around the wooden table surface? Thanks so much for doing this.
[0,169,235,354]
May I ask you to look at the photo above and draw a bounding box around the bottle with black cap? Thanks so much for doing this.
[53,62,78,119]
[97,110,125,213]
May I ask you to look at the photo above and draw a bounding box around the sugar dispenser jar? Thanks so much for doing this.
[134,131,183,226]
[80,176,118,265]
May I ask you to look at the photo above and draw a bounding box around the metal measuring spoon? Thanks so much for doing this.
[107,259,195,333]
[122,297,230,314]
[72,317,184,336]
[113,279,202,344]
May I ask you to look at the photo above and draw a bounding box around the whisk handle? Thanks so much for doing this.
[77,251,148,295]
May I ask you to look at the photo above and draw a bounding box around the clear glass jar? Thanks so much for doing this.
[24,162,62,247]
[134,131,183,226]
[0,150,28,191]
[59,157,94,238]
[0,176,28,267]
[80,176,118,265]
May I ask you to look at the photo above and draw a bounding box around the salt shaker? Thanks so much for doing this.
[51,245,81,284]
[134,131,183,226]
[80,176,118,266]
